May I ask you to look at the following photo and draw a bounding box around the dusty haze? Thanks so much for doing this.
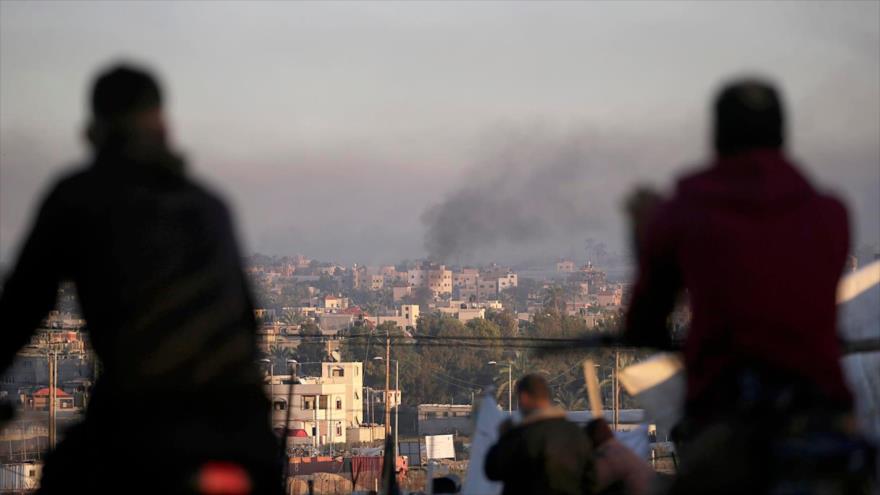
[2,1,878,266]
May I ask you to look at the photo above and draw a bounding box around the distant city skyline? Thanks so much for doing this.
[2,1,878,265]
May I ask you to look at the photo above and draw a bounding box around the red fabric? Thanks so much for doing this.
[33,387,71,397]
[625,149,852,414]
[351,456,383,491]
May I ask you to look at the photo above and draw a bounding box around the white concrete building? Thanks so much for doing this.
[266,362,364,446]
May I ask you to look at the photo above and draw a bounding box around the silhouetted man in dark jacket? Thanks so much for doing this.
[624,79,865,493]
[0,64,280,494]
[485,374,594,495]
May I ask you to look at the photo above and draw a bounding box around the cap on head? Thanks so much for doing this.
[713,78,784,155]
[516,373,550,401]
[91,64,162,121]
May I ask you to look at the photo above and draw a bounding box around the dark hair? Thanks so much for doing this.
[91,64,162,120]
[516,373,550,400]
[713,78,784,155]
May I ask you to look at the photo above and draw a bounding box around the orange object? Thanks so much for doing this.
[197,461,252,495]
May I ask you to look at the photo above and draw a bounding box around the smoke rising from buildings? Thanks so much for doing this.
[421,127,680,263]
[1,2,877,266]
[422,119,880,265]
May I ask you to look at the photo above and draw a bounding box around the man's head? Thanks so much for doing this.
[713,78,785,156]
[86,64,166,150]
[516,373,551,416]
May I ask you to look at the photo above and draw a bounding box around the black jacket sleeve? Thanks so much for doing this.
[485,428,522,481]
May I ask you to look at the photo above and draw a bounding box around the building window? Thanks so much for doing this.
[274,399,286,411]
[336,423,343,436]
[332,368,344,377]
[319,395,328,409]
[303,396,315,410]
[336,399,342,410]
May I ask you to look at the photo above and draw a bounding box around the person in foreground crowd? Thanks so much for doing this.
[584,418,654,495]
[0,64,280,494]
[485,374,595,495]
[623,78,875,493]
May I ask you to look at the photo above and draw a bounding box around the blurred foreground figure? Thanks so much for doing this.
[0,64,280,494]
[585,419,653,495]
[485,374,595,495]
[624,79,875,493]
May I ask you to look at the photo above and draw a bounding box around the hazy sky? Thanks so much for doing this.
[2,1,878,266]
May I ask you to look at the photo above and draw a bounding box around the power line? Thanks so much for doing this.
[276,333,880,355]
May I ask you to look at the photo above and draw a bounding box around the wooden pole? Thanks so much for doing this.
[582,359,603,418]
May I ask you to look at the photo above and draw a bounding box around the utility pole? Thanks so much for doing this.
[394,359,399,460]
[384,326,391,438]
[507,363,512,414]
[314,400,319,452]
[48,348,57,450]
[613,349,620,431]
[326,397,330,456]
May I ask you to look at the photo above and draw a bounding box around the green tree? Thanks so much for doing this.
[268,345,294,373]
[543,285,566,316]
[295,322,327,372]
[486,309,519,339]
[279,309,304,326]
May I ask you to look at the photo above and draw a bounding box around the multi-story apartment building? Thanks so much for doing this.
[556,260,576,273]
[476,278,498,300]
[427,266,453,296]
[595,286,623,307]
[392,285,412,302]
[453,268,479,290]
[378,265,401,284]
[407,268,425,288]
[496,272,518,292]
[265,362,364,446]
[323,295,348,310]
[406,265,452,297]
[364,304,419,329]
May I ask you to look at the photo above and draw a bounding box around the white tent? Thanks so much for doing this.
[620,260,880,439]
[838,260,880,438]
[461,392,504,495]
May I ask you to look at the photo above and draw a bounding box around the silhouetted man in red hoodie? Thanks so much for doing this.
[624,79,866,493]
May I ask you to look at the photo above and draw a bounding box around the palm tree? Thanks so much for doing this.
[269,345,293,371]
[279,310,302,325]
[492,368,512,407]
[553,386,587,411]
